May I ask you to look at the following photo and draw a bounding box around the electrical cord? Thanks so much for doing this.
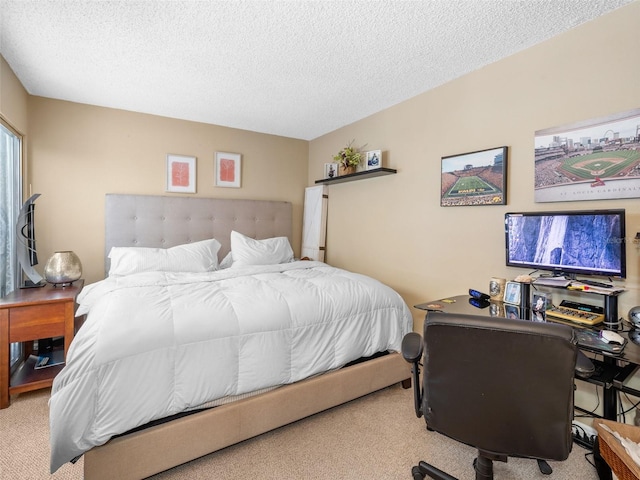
[622,392,640,409]
[574,381,601,418]
[619,391,626,424]
[583,451,596,469]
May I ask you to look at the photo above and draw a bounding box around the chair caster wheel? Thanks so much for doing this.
[412,465,426,480]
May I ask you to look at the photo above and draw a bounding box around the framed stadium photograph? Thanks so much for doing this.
[440,146,508,207]
[534,107,640,203]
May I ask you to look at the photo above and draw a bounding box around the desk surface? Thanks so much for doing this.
[415,294,640,366]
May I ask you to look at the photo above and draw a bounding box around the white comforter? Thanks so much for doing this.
[49,261,412,472]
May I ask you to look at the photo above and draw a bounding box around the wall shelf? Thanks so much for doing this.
[315,167,397,185]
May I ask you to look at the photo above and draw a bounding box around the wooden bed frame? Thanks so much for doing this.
[81,194,411,480]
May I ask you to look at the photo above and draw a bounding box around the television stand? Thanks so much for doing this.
[577,278,613,289]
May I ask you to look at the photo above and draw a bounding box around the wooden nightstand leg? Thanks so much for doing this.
[0,309,10,408]
[64,301,74,357]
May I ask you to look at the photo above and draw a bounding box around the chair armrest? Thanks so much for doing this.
[402,332,425,418]
[402,332,423,364]
[575,350,595,378]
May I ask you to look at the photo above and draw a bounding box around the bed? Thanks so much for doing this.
[49,194,412,480]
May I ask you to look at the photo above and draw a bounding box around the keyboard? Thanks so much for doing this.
[546,301,605,326]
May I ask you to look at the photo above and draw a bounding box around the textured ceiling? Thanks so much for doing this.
[0,1,634,140]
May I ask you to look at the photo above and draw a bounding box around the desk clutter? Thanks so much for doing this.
[573,329,626,355]
[463,274,632,355]
[484,274,627,326]
[546,300,605,326]
[422,273,636,357]
[533,275,625,294]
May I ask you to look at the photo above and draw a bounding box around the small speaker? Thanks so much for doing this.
[629,306,640,328]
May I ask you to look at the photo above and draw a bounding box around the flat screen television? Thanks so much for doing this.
[504,209,626,281]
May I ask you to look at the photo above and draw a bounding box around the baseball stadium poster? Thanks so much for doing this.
[441,146,508,207]
[534,108,640,203]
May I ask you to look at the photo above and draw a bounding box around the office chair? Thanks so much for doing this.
[402,311,595,480]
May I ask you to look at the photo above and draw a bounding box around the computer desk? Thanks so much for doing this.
[415,294,640,422]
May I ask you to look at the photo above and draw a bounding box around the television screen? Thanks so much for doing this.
[505,209,626,279]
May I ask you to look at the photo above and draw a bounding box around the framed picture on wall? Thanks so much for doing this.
[215,152,242,188]
[365,150,382,170]
[534,107,640,203]
[440,146,508,206]
[166,154,196,193]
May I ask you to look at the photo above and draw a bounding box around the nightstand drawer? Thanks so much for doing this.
[9,303,67,342]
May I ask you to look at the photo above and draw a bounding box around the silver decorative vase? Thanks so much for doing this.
[44,251,82,287]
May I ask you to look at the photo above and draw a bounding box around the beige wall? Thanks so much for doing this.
[0,55,28,133]
[3,2,640,324]
[26,98,308,283]
[309,1,640,330]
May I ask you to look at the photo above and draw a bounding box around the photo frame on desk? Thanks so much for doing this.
[531,292,548,322]
[532,292,549,313]
[503,281,521,305]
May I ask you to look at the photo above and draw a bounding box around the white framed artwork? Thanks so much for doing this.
[215,152,242,188]
[324,163,338,179]
[365,150,382,170]
[166,154,196,193]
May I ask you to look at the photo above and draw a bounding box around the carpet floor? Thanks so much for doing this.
[0,384,600,479]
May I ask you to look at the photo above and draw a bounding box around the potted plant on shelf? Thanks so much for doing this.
[333,140,364,176]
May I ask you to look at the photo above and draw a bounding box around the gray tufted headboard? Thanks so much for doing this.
[104,194,292,273]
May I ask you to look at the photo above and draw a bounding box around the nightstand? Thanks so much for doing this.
[0,280,84,408]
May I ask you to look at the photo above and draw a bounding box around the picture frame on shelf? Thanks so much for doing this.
[324,163,338,179]
[365,150,382,170]
[166,154,196,193]
[215,152,242,188]
[503,281,521,305]
[440,146,508,207]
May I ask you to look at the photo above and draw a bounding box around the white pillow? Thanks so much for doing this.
[230,230,294,267]
[218,251,234,269]
[108,238,222,276]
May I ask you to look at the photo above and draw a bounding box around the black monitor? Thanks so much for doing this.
[505,209,626,280]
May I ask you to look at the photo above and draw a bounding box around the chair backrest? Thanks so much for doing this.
[422,311,578,461]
